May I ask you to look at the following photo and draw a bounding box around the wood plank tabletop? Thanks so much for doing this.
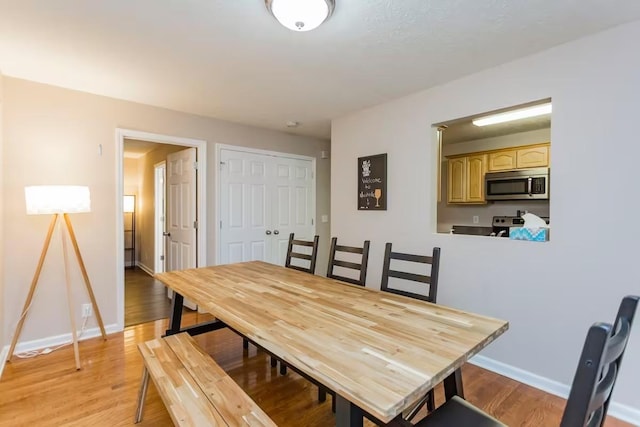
[155,261,509,423]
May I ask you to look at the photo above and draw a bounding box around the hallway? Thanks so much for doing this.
[124,267,172,327]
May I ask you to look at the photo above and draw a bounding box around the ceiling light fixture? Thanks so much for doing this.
[265,0,335,32]
[472,103,552,127]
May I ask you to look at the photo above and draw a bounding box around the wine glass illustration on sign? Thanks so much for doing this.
[374,188,382,207]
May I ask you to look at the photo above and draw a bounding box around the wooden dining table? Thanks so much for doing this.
[156,261,509,427]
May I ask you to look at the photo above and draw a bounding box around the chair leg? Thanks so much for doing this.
[426,390,435,412]
[243,338,249,350]
[135,367,150,424]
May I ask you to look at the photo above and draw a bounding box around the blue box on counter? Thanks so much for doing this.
[509,227,549,242]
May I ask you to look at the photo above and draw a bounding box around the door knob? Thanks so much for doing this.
[163,232,171,237]
[273,230,279,235]
[265,230,272,235]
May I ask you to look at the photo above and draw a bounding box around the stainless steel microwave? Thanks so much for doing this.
[485,168,549,201]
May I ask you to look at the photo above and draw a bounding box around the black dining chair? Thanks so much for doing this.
[285,233,320,274]
[326,237,370,286]
[390,295,639,427]
[381,243,441,420]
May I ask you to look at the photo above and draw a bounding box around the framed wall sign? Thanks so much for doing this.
[358,153,387,210]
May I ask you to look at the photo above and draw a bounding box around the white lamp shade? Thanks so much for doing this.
[25,186,91,215]
[267,0,334,32]
[123,195,135,213]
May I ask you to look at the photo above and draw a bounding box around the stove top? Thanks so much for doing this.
[492,215,550,227]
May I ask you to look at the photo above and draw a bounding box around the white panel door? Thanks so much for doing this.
[219,149,314,266]
[166,148,197,309]
[271,157,314,266]
[219,149,270,264]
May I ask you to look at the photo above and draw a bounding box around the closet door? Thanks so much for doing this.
[219,149,315,266]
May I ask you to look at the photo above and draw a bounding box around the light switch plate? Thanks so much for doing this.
[321,214,329,223]
[473,216,479,224]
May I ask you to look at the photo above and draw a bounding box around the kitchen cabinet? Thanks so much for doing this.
[516,145,549,168]
[447,157,466,203]
[466,154,487,202]
[488,150,516,171]
[447,154,487,204]
[488,144,550,171]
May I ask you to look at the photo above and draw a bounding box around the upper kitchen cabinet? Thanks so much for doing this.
[447,157,467,203]
[516,144,549,168]
[447,154,487,204]
[488,144,549,171]
[488,150,516,171]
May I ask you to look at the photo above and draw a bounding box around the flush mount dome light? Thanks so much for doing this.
[266,0,335,32]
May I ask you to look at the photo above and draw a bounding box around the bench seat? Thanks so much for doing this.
[136,332,276,426]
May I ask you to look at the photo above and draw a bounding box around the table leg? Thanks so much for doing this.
[335,394,363,427]
[443,367,465,400]
[165,293,184,336]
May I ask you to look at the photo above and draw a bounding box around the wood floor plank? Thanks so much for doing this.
[0,312,633,427]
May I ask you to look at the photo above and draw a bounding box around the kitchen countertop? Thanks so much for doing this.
[451,225,493,236]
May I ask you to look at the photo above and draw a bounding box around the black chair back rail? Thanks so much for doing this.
[381,243,441,303]
[285,233,319,274]
[326,237,370,286]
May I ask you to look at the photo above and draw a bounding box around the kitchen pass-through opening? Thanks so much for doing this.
[434,99,552,242]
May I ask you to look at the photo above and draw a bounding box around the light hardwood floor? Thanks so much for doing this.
[0,312,632,427]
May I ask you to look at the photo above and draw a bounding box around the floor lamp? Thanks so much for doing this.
[7,185,107,370]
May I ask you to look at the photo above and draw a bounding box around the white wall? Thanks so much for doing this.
[2,77,330,350]
[0,73,4,352]
[331,21,640,419]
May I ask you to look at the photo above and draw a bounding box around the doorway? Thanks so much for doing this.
[116,129,207,331]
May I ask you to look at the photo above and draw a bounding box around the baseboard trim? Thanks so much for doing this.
[136,262,154,276]
[3,323,120,358]
[0,345,9,380]
[469,354,640,425]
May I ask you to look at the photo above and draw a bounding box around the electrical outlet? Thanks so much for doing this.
[473,215,479,224]
[82,304,92,318]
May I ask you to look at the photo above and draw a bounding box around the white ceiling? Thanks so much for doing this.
[1,1,640,139]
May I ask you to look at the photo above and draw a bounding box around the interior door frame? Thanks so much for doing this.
[214,143,316,265]
[115,129,207,331]
[154,160,166,274]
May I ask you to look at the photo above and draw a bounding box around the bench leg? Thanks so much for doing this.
[135,367,150,423]
[242,338,249,350]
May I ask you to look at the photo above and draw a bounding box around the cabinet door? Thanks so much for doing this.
[447,158,466,203]
[517,145,549,168]
[488,150,517,171]
[466,154,487,203]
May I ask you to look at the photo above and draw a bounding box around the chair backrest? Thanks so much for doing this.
[326,237,370,286]
[380,243,441,303]
[560,295,639,427]
[284,233,319,274]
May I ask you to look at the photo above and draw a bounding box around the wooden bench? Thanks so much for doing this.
[135,332,276,426]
